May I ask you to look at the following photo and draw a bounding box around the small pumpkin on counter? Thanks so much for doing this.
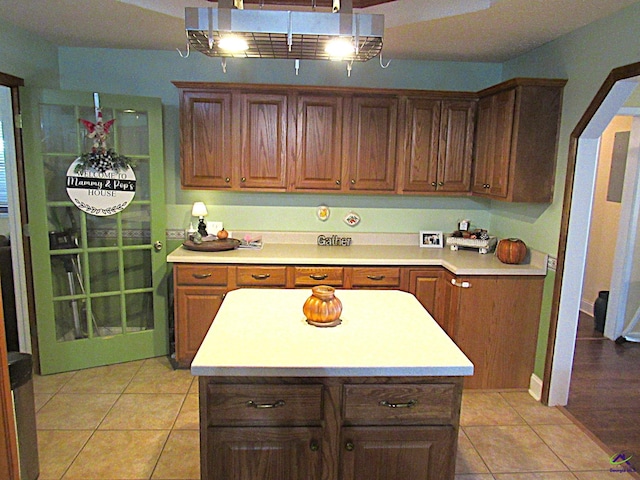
[216,228,229,240]
[496,238,527,264]
[303,285,342,325]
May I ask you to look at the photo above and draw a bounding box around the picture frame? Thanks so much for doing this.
[420,231,444,248]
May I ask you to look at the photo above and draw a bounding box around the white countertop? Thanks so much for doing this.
[191,289,474,377]
[168,232,547,276]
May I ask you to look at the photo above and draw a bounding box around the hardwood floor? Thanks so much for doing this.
[564,311,640,473]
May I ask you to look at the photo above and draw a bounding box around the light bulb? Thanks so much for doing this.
[218,36,249,52]
[325,38,355,59]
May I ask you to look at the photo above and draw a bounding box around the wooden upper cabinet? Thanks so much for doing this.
[472,79,566,202]
[292,94,344,191]
[239,92,288,190]
[400,98,475,193]
[347,95,398,192]
[179,90,233,189]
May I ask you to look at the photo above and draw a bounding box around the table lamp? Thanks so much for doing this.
[192,202,208,237]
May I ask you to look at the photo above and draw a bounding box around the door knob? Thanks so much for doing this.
[153,241,163,251]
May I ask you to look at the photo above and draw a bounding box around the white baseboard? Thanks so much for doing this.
[528,373,543,401]
[580,299,594,315]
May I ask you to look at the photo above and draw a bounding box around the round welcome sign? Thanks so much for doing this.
[66,158,136,216]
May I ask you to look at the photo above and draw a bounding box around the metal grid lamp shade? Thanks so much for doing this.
[185,7,384,61]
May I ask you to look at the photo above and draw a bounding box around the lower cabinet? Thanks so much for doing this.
[207,427,323,480]
[175,263,545,389]
[200,377,463,480]
[340,426,456,480]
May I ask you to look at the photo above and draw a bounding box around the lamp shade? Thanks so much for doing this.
[191,202,208,217]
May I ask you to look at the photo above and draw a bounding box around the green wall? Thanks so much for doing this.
[0,17,59,88]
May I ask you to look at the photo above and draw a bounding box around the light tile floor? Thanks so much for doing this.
[33,357,638,479]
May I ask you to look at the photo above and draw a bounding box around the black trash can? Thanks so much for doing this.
[594,290,609,333]
[8,352,39,480]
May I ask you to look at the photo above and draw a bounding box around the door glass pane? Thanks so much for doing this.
[87,214,118,248]
[54,298,87,342]
[116,110,149,155]
[40,104,77,153]
[50,253,84,299]
[92,295,122,336]
[131,158,150,201]
[89,251,120,293]
[44,155,77,201]
[122,204,150,246]
[126,293,153,331]
[124,250,152,290]
[48,206,82,248]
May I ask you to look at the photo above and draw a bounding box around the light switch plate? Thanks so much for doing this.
[207,221,223,234]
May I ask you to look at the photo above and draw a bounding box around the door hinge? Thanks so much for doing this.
[14,113,23,129]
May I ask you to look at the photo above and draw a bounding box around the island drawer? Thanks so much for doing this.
[350,267,401,287]
[343,384,458,425]
[175,265,228,286]
[235,266,287,286]
[205,384,324,425]
[293,267,344,286]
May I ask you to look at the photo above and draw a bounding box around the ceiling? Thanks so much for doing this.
[0,0,638,62]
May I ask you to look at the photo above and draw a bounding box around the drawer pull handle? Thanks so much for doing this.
[379,399,417,409]
[309,274,328,280]
[192,273,212,279]
[310,440,320,452]
[366,275,385,281]
[345,441,355,451]
[245,400,285,409]
[251,273,271,280]
[451,279,471,288]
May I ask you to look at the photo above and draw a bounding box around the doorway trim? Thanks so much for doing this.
[543,62,640,406]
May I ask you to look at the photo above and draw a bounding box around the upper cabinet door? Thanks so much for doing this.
[239,92,288,190]
[347,96,398,192]
[437,100,476,192]
[472,89,514,198]
[180,90,233,189]
[400,98,441,193]
[293,94,344,191]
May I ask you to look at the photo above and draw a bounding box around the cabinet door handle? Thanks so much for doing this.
[335,179,341,185]
[245,400,285,409]
[345,441,355,451]
[241,177,246,183]
[350,179,356,184]
[309,274,328,280]
[192,273,212,279]
[225,177,230,183]
[431,181,437,187]
[438,181,444,186]
[367,275,385,281]
[251,273,271,280]
[309,440,320,452]
[379,399,417,409]
[451,279,471,288]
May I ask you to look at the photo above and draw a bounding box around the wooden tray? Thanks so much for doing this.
[182,238,240,252]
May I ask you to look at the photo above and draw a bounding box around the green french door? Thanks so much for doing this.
[22,89,167,375]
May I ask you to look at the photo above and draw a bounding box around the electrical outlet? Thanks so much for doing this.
[207,221,223,234]
[547,255,557,270]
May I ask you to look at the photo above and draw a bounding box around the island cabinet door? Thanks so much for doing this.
[339,426,456,480]
[206,426,323,480]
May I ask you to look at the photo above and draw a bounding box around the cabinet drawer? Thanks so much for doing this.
[351,267,401,287]
[236,266,287,286]
[343,384,458,425]
[294,267,343,286]
[206,384,324,425]
[175,265,228,286]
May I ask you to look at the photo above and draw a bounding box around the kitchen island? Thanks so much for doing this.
[193,288,473,480]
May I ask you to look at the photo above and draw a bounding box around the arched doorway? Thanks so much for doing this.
[544,62,640,406]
